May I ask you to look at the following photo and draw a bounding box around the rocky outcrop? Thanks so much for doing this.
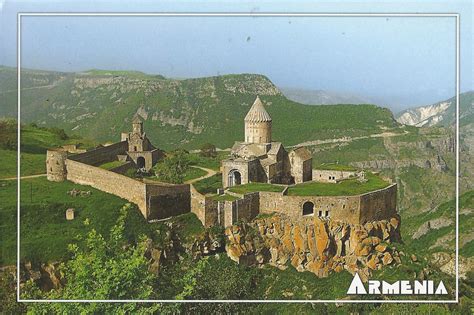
[224,214,402,282]
[431,252,474,280]
[20,262,63,291]
[350,156,448,171]
[412,217,453,239]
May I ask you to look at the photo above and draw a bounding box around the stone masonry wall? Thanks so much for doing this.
[68,141,128,166]
[190,185,219,227]
[259,192,361,224]
[66,159,147,215]
[359,184,397,224]
[145,183,190,220]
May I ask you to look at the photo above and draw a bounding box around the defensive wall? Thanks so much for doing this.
[191,183,397,227]
[47,143,191,220]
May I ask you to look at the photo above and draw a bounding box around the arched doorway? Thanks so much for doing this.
[137,156,146,169]
[228,169,242,187]
[302,201,314,216]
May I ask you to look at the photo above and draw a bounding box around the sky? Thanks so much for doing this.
[0,0,472,112]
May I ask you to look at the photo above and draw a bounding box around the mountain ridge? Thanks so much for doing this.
[0,66,399,150]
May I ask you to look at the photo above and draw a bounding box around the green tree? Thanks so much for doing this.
[0,271,26,314]
[199,143,217,158]
[22,204,162,314]
[154,150,190,184]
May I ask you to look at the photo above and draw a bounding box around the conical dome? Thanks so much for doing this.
[132,114,143,124]
[244,96,272,122]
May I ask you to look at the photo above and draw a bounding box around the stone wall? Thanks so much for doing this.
[66,159,147,214]
[359,184,397,224]
[146,183,190,220]
[231,192,260,224]
[66,159,191,220]
[68,141,128,166]
[259,192,361,224]
[312,169,356,183]
[190,185,219,227]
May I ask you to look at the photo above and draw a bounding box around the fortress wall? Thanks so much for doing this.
[68,141,128,166]
[145,184,191,220]
[258,192,361,224]
[234,192,260,222]
[358,184,397,224]
[190,185,207,224]
[222,192,260,226]
[66,159,147,214]
[190,185,220,227]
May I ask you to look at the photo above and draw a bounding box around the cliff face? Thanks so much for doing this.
[396,91,474,127]
[223,214,402,282]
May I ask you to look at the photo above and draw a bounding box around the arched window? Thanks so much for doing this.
[302,201,314,216]
[228,169,242,187]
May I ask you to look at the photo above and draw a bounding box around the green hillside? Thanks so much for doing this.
[0,119,95,178]
[0,66,399,150]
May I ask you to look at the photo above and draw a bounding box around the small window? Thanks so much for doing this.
[302,201,314,216]
[318,210,322,217]
[325,210,330,217]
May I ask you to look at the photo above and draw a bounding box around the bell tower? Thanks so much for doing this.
[244,96,272,144]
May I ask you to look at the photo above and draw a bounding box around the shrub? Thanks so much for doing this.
[199,143,217,158]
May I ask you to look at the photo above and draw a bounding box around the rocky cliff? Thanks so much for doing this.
[223,214,402,282]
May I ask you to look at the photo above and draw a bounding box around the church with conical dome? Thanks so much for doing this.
[222,96,313,188]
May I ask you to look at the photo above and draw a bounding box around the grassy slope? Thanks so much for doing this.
[0,176,207,265]
[0,122,96,179]
[401,190,474,257]
[0,178,129,264]
[288,172,390,196]
[193,173,222,195]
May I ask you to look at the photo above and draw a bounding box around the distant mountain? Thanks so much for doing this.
[396,91,474,127]
[0,66,399,150]
[280,87,371,105]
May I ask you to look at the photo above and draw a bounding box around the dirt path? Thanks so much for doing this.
[288,130,409,148]
[1,174,46,181]
[0,78,66,94]
[185,166,217,184]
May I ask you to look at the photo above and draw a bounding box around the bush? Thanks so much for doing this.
[153,150,190,184]
[200,143,217,158]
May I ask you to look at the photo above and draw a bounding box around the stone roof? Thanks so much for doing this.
[242,144,266,158]
[291,147,312,160]
[244,96,272,123]
[267,142,282,156]
[260,157,277,167]
[132,114,143,123]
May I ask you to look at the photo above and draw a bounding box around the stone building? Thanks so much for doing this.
[121,115,161,171]
[222,96,313,188]
[46,117,190,220]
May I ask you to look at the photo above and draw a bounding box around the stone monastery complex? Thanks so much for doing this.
[47,96,397,227]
